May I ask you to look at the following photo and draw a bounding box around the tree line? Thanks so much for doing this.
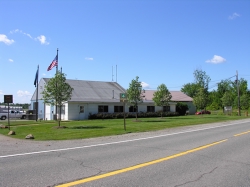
[181,69,250,113]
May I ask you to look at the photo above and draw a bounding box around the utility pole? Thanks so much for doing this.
[236,71,241,116]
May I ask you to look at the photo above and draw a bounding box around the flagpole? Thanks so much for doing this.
[56,48,59,119]
[56,48,59,72]
[59,67,62,125]
[35,65,39,121]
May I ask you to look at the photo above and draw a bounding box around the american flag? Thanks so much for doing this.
[47,55,58,71]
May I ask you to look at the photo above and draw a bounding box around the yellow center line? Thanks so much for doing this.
[56,139,227,187]
[234,130,250,137]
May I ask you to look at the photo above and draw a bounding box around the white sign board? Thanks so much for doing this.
[224,106,232,111]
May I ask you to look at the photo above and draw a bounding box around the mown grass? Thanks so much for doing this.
[0,114,249,140]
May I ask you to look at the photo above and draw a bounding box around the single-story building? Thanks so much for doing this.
[142,90,195,115]
[31,78,195,120]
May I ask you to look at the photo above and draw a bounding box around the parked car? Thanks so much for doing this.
[195,110,211,115]
[0,110,27,120]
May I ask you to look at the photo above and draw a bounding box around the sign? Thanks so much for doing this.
[120,93,127,102]
[4,95,13,103]
[120,93,127,99]
[224,106,232,111]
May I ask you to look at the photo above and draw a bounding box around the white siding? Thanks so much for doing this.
[63,103,69,120]
[45,104,51,120]
[68,103,80,120]
[67,102,129,120]
[88,104,98,115]
[34,101,178,121]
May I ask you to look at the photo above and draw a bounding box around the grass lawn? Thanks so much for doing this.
[0,114,249,141]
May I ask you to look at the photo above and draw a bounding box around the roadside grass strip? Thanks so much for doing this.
[55,139,227,187]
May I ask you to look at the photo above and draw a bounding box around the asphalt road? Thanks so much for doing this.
[1,119,250,187]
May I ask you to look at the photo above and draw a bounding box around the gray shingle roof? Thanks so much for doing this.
[40,79,192,103]
[143,90,193,102]
[43,78,126,103]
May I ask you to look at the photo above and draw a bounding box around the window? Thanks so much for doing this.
[163,106,170,112]
[147,106,155,112]
[98,105,108,112]
[129,106,138,112]
[79,106,84,113]
[114,106,123,112]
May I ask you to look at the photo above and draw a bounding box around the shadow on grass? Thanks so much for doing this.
[69,126,105,129]
[167,117,203,120]
[143,120,166,122]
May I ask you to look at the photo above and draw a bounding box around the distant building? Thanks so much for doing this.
[0,105,23,113]
[31,78,194,120]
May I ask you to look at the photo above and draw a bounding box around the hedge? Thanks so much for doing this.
[88,111,179,119]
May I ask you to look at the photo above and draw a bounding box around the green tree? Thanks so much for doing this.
[240,94,250,111]
[207,91,220,110]
[181,83,200,98]
[42,71,73,127]
[217,80,232,96]
[221,91,234,107]
[193,69,211,91]
[216,80,233,110]
[22,103,30,109]
[193,88,207,111]
[127,76,144,121]
[181,69,211,99]
[231,78,248,97]
[152,84,172,118]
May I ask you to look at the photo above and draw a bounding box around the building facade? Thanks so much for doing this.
[31,78,194,120]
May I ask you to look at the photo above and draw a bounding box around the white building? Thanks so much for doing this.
[31,78,194,120]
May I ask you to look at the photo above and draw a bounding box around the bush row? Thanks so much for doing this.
[88,112,179,119]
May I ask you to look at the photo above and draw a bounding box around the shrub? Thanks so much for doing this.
[88,111,179,119]
[176,102,189,115]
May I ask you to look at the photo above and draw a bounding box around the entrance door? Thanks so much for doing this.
[79,105,85,120]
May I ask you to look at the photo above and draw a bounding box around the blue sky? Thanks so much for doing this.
[0,0,250,103]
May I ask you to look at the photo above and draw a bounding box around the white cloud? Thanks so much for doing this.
[36,35,49,45]
[141,82,150,88]
[10,29,32,38]
[10,29,49,45]
[10,29,20,34]
[85,57,94,61]
[9,59,13,62]
[0,90,3,95]
[228,13,240,20]
[17,90,32,97]
[24,33,32,39]
[0,34,15,45]
[206,55,226,64]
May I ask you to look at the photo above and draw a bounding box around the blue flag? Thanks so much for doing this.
[34,66,39,87]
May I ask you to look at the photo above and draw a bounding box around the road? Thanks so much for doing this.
[1,119,250,187]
